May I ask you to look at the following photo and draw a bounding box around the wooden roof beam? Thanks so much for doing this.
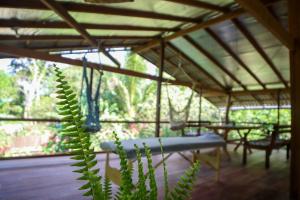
[184,36,266,105]
[205,28,267,90]
[165,0,228,13]
[1,0,197,23]
[231,88,290,96]
[235,0,293,49]
[0,35,156,41]
[0,19,178,32]
[184,35,248,90]
[232,19,289,88]
[134,8,245,53]
[167,42,227,91]
[150,48,207,89]
[41,0,120,67]
[0,43,194,87]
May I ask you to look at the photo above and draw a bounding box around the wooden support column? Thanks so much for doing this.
[197,89,203,135]
[277,90,281,125]
[289,0,300,199]
[155,40,165,137]
[225,93,232,124]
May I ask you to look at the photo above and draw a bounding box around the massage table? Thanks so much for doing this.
[100,133,225,185]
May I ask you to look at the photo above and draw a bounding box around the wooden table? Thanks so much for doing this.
[204,124,262,162]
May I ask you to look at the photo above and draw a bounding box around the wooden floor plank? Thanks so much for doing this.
[0,145,289,200]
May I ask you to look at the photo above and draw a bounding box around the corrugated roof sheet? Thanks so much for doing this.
[0,0,290,108]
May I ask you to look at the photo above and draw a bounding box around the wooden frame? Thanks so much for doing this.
[104,147,222,186]
[0,19,178,32]
[155,40,165,137]
[235,0,292,49]
[41,0,120,67]
[288,0,300,198]
[0,0,197,23]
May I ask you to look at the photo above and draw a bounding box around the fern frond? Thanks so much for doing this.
[144,143,157,200]
[113,132,134,199]
[54,67,103,200]
[134,144,148,199]
[159,138,169,200]
[169,161,200,200]
[104,177,112,200]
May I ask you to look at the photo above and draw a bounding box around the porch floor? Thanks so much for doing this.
[0,145,289,200]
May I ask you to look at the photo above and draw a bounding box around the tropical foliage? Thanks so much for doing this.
[54,67,200,200]
[0,53,291,157]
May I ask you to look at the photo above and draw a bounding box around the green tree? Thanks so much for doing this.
[0,70,21,116]
[9,59,54,117]
[103,53,156,120]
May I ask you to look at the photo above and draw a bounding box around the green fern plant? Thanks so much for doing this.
[54,67,200,200]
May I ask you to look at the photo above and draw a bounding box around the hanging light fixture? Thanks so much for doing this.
[84,0,134,3]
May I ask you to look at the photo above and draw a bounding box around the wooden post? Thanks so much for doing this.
[277,90,281,125]
[155,39,165,137]
[289,0,300,199]
[225,93,232,124]
[197,89,203,135]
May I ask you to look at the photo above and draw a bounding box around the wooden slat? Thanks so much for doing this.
[0,44,184,86]
[0,44,223,91]
[41,0,120,67]
[231,88,290,96]
[235,0,293,49]
[232,19,289,88]
[288,0,300,198]
[0,0,197,23]
[0,148,290,199]
[134,8,245,53]
[165,0,228,12]
[0,19,178,32]
[0,35,156,41]
[205,28,267,89]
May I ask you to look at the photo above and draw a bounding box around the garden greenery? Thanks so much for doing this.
[54,67,200,200]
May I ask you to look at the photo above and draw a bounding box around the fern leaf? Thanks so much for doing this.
[159,138,169,200]
[104,177,112,200]
[169,161,200,200]
[113,132,134,197]
[54,67,103,200]
[144,143,157,200]
[134,144,148,199]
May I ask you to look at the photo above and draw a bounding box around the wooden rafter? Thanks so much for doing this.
[165,0,228,13]
[41,0,120,67]
[0,43,191,87]
[1,0,197,23]
[231,88,290,96]
[232,19,289,88]
[134,8,245,53]
[235,0,292,49]
[31,43,146,52]
[184,35,247,90]
[150,48,205,89]
[0,19,178,32]
[184,36,265,105]
[0,35,155,41]
[205,28,267,90]
[167,42,227,91]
